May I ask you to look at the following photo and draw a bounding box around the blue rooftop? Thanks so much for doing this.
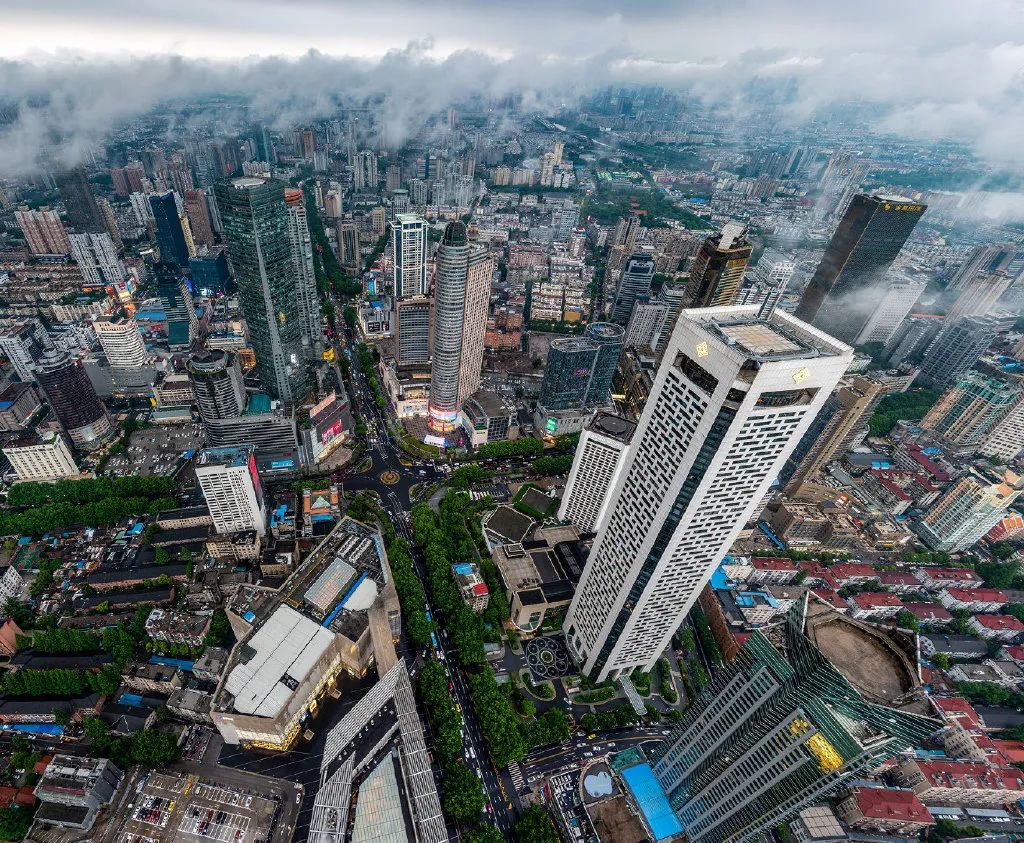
[197,444,255,468]
[245,393,272,415]
[621,763,683,841]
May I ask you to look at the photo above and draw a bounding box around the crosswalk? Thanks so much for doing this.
[508,760,525,793]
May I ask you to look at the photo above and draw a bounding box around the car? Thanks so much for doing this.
[296,793,302,804]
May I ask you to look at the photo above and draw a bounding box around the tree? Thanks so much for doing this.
[51,707,72,727]
[465,828,504,843]
[514,805,559,843]
[895,610,920,632]
[3,599,34,631]
[977,561,1017,589]
[0,805,34,841]
[441,760,485,823]
[203,609,231,648]
[932,652,951,670]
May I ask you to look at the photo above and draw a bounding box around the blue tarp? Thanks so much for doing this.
[129,523,145,535]
[118,693,144,708]
[244,611,256,623]
[1,724,64,736]
[757,521,786,550]
[453,563,474,576]
[149,655,194,672]
[621,764,683,840]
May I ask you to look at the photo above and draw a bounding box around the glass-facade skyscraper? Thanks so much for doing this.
[611,253,656,325]
[538,322,624,412]
[214,176,309,403]
[35,349,113,450]
[150,190,192,268]
[795,194,926,344]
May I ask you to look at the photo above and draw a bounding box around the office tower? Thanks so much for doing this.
[686,222,753,308]
[392,213,428,299]
[538,323,625,415]
[353,151,377,190]
[35,349,113,449]
[386,163,402,192]
[783,375,890,494]
[917,315,997,388]
[183,189,215,249]
[920,374,1020,453]
[15,206,70,255]
[149,191,191,267]
[187,349,247,422]
[3,432,79,483]
[558,413,636,533]
[886,315,942,366]
[96,198,123,251]
[252,124,276,165]
[337,221,360,272]
[195,445,267,536]
[611,253,656,325]
[653,280,688,354]
[795,194,926,343]
[370,206,387,239]
[948,243,1023,291]
[154,263,197,349]
[189,246,231,296]
[427,221,492,430]
[612,214,641,251]
[563,306,852,680]
[917,467,1024,552]
[214,176,309,403]
[92,318,148,369]
[650,599,938,843]
[395,297,433,365]
[624,301,669,350]
[0,321,51,381]
[168,151,194,196]
[68,233,126,285]
[853,275,927,345]
[284,188,323,353]
[981,397,1024,463]
[946,271,1013,322]
[391,189,410,215]
[56,166,106,233]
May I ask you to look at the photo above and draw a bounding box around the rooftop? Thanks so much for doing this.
[587,412,637,444]
[198,444,255,468]
[852,787,932,823]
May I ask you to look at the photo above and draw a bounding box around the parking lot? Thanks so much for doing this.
[105,423,204,478]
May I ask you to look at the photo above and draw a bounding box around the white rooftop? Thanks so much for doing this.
[224,605,334,718]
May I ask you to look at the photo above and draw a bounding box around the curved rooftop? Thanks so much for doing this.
[442,221,468,247]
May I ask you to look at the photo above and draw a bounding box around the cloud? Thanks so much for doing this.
[1,0,1024,176]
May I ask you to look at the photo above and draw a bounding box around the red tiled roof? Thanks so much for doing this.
[993,739,1024,765]
[878,571,920,586]
[974,614,1024,631]
[917,567,983,584]
[915,759,1024,792]
[851,592,903,608]
[1003,645,1024,661]
[903,602,952,621]
[471,582,489,597]
[853,787,932,823]
[831,563,877,580]
[932,697,982,728]
[751,556,796,571]
[945,588,1007,603]
[811,588,845,607]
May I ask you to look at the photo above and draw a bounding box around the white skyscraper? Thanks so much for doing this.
[855,275,927,345]
[196,445,267,536]
[68,232,126,285]
[93,318,148,369]
[563,306,852,680]
[624,301,669,350]
[392,213,428,299]
[284,188,323,354]
[558,413,636,533]
[3,432,79,483]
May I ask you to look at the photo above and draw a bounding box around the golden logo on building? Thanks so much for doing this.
[696,341,709,358]
[792,367,810,384]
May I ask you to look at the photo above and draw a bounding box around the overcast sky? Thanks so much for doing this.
[3,0,1024,175]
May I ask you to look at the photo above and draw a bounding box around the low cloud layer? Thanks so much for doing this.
[3,0,1024,177]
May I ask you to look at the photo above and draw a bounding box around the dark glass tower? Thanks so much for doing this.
[214,176,308,403]
[149,191,191,268]
[795,194,926,344]
[55,166,106,234]
[538,322,624,411]
[686,223,752,308]
[154,262,196,349]
[35,349,113,449]
[186,349,246,422]
[611,253,656,325]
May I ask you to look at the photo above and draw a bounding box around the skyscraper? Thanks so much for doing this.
[538,323,624,413]
[558,413,636,533]
[624,301,669,350]
[337,221,360,272]
[563,306,852,680]
[854,275,927,345]
[68,233,126,285]
[35,349,114,450]
[353,150,377,191]
[427,221,492,431]
[686,222,752,308]
[92,318,148,369]
[56,166,106,234]
[612,214,641,251]
[981,396,1024,463]
[917,315,997,388]
[947,242,1023,291]
[795,194,926,344]
[214,176,308,403]
[945,271,1013,322]
[149,191,192,267]
[392,214,428,299]
[196,445,267,536]
[920,373,1020,454]
[649,599,937,843]
[610,253,656,325]
[187,349,247,423]
[917,467,1024,552]
[395,297,433,366]
[154,263,197,349]
[284,188,323,354]
[15,206,70,255]
[183,189,216,249]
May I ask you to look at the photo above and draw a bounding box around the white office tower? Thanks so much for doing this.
[558,413,636,533]
[284,189,323,353]
[854,275,927,345]
[428,221,492,431]
[92,318,148,368]
[196,445,267,536]
[563,306,852,680]
[3,432,78,482]
[391,214,428,299]
[68,232,126,285]
[624,301,669,350]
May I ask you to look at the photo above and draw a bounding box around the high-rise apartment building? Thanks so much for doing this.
[563,306,852,680]
[353,151,377,191]
[855,276,927,345]
[920,374,1020,453]
[187,349,247,422]
[612,214,641,251]
[395,297,433,366]
[686,222,752,308]
[917,467,1024,552]
[183,189,215,249]
[917,315,997,388]
[611,253,656,325]
[427,221,492,431]
[92,318,148,369]
[56,167,107,234]
[795,194,926,344]
[947,243,1023,291]
[196,445,267,536]
[558,413,636,533]
[392,214,428,299]
[149,191,192,267]
[68,233,126,285]
[214,176,308,402]
[337,221,360,272]
[35,349,113,449]
[624,301,669,350]
[945,271,1013,322]
[3,432,79,482]
[654,280,688,354]
[15,206,70,255]
[154,263,197,349]
[189,246,231,296]
[284,188,323,354]
[982,397,1024,463]
[538,323,625,413]
[649,599,937,843]
[0,320,51,381]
